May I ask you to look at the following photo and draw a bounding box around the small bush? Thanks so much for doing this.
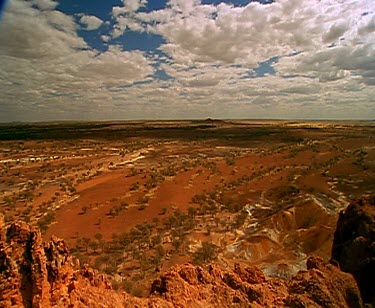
[192,241,218,265]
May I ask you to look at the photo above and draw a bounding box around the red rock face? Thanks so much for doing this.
[0,212,365,308]
[151,257,363,308]
[331,195,375,306]
[0,216,144,308]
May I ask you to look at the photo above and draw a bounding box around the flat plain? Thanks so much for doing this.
[1,120,374,296]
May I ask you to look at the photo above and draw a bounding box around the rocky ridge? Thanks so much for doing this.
[1,195,372,308]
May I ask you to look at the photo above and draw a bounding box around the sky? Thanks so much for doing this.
[0,0,374,122]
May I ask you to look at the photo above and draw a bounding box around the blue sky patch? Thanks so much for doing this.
[245,57,278,78]
[114,31,166,53]
[56,0,119,21]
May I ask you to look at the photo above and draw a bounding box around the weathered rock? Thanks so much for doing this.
[151,257,362,308]
[0,220,51,307]
[286,256,363,308]
[331,195,375,306]
[0,220,147,307]
[0,217,364,308]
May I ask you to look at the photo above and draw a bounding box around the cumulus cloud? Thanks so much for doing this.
[113,0,148,16]
[76,46,154,86]
[0,1,84,60]
[183,78,220,88]
[111,0,148,37]
[358,15,375,36]
[322,22,348,44]
[32,0,58,11]
[79,15,103,31]
[112,0,375,86]
[276,42,375,86]
[0,0,374,121]
[114,0,314,64]
[112,16,145,38]
[0,0,156,121]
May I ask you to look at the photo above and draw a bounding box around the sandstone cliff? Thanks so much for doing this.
[0,202,367,308]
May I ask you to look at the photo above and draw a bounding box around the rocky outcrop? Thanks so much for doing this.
[0,215,146,308]
[331,195,375,306]
[0,213,364,308]
[0,217,52,307]
[151,257,362,308]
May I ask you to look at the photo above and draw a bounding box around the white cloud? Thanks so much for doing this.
[0,1,84,60]
[0,0,156,121]
[112,0,148,17]
[0,0,374,121]
[112,16,145,38]
[167,0,202,14]
[358,15,375,36]
[125,0,148,13]
[32,0,58,11]
[101,35,111,42]
[79,15,103,31]
[45,10,78,34]
[183,78,220,88]
[115,0,375,85]
[159,62,249,88]
[76,46,154,86]
[111,0,148,37]
[322,22,348,44]
[276,42,375,86]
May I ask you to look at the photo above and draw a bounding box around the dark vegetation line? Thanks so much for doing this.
[0,122,307,143]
